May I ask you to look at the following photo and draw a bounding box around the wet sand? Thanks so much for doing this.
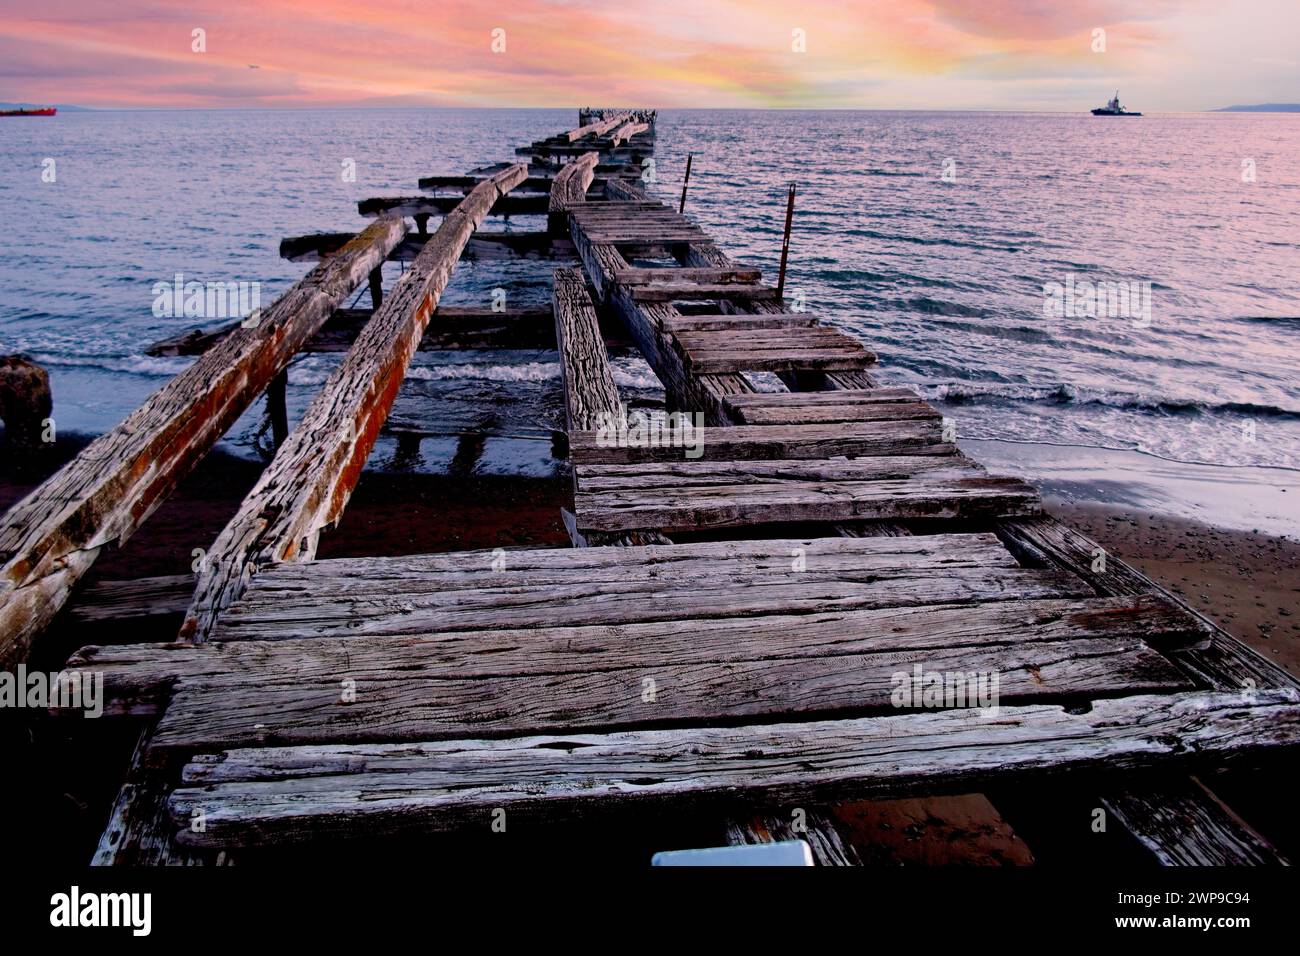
[1049,498,1300,679]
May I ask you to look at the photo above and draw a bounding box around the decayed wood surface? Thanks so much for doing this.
[150,305,557,357]
[0,215,407,667]
[280,229,561,264]
[208,570,1092,644]
[1101,777,1289,865]
[570,419,956,463]
[358,192,547,219]
[165,690,1300,848]
[559,111,632,143]
[181,164,528,642]
[572,478,1041,533]
[553,268,620,432]
[674,326,876,374]
[145,635,1188,758]
[547,151,598,234]
[65,591,1208,717]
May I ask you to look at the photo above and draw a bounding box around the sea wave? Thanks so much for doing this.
[923,381,1300,420]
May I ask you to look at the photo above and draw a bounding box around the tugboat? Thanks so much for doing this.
[1091,92,1140,116]
[0,106,57,117]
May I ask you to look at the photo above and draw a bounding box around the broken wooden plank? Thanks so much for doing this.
[280,230,561,264]
[662,312,819,333]
[180,164,528,643]
[553,268,620,432]
[165,690,1300,848]
[726,400,938,425]
[629,282,781,302]
[0,215,407,667]
[574,475,1042,533]
[148,306,557,358]
[207,565,1087,644]
[614,267,762,286]
[569,419,955,463]
[69,574,193,625]
[148,635,1188,757]
[547,151,598,235]
[66,592,1210,717]
[558,111,633,142]
[358,192,547,219]
[1101,776,1289,865]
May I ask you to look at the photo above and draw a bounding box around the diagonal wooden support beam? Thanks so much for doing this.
[180,164,528,642]
[0,215,407,668]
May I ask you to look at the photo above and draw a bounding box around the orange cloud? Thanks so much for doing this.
[0,0,1286,110]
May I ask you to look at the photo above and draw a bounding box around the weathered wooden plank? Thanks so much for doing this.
[995,513,1298,863]
[629,282,781,301]
[574,475,1042,533]
[606,120,650,146]
[250,532,1014,584]
[615,267,762,286]
[181,164,528,643]
[575,456,984,489]
[662,312,819,332]
[726,401,939,425]
[69,574,193,624]
[148,636,1189,759]
[1101,777,1289,865]
[682,346,875,374]
[209,566,1086,644]
[148,306,557,358]
[724,387,920,408]
[553,268,620,432]
[166,690,1300,848]
[358,193,547,219]
[91,727,227,866]
[559,111,633,142]
[280,230,561,264]
[66,593,1210,716]
[0,215,407,666]
[547,151,598,235]
[569,419,955,463]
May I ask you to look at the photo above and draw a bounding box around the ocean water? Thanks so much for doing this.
[1,109,1298,530]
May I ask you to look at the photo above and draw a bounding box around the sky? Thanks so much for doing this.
[0,0,1296,111]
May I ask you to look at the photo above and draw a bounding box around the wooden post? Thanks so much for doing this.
[777,183,796,300]
[368,267,383,310]
[266,370,289,448]
[679,153,693,214]
[414,213,430,235]
[181,164,529,642]
[0,214,406,667]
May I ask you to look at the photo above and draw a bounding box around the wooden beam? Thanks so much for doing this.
[180,164,528,642]
[553,268,620,432]
[66,592,1208,717]
[0,215,407,667]
[149,305,557,357]
[358,192,547,219]
[164,690,1300,848]
[547,151,598,235]
[279,230,561,264]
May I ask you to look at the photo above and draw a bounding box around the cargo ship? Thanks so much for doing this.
[0,106,57,116]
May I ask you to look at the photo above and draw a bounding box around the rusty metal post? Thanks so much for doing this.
[679,153,694,214]
[777,183,796,299]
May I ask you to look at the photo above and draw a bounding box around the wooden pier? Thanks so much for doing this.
[5,109,1300,865]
